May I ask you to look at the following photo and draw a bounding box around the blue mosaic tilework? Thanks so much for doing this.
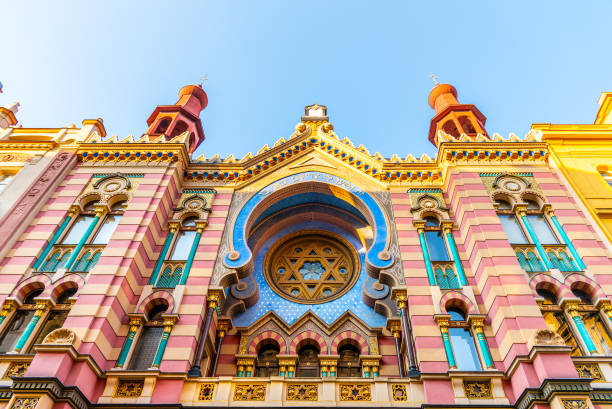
[232,220,387,328]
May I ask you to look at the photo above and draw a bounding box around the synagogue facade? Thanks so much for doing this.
[0,83,610,409]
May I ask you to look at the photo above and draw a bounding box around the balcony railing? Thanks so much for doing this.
[37,244,104,273]
[432,261,461,289]
[513,244,580,273]
[155,260,186,288]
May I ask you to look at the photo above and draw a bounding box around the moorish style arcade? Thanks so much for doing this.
[0,83,612,409]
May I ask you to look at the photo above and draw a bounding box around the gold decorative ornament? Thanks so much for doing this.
[287,384,318,401]
[233,384,266,401]
[339,384,371,401]
[463,380,493,399]
[10,398,39,409]
[264,230,359,304]
[562,400,588,409]
[114,379,144,398]
[42,328,76,345]
[198,383,216,400]
[391,384,408,401]
[575,364,604,381]
[3,362,29,379]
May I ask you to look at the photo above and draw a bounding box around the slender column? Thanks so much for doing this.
[393,289,420,377]
[235,356,256,377]
[33,206,78,270]
[0,301,16,327]
[152,316,178,368]
[387,320,406,377]
[208,330,225,377]
[599,300,612,324]
[470,317,494,368]
[188,290,223,377]
[65,206,105,271]
[518,208,553,270]
[416,223,435,285]
[443,223,467,286]
[180,222,206,285]
[116,317,143,367]
[208,318,231,377]
[278,356,297,378]
[565,301,597,354]
[13,301,50,352]
[435,316,456,368]
[547,209,587,270]
[149,222,178,285]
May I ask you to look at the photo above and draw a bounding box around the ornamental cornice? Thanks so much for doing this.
[77,142,189,168]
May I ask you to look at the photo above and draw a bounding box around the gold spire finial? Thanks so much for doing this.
[429,74,439,85]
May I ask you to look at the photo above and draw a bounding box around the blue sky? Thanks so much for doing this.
[1,1,611,158]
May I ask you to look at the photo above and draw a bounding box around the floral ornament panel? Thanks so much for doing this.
[287,384,318,401]
[463,380,493,399]
[234,384,266,401]
[339,384,371,401]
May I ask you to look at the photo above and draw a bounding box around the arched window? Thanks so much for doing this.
[493,196,571,272]
[169,217,197,260]
[255,343,280,377]
[156,217,199,288]
[170,120,188,138]
[27,288,77,353]
[337,343,361,377]
[536,287,581,356]
[41,199,128,273]
[128,304,168,370]
[571,288,612,355]
[536,288,558,305]
[446,307,483,371]
[297,343,320,377]
[441,120,460,137]
[423,217,450,262]
[91,201,127,245]
[495,198,528,245]
[458,116,477,134]
[154,117,171,134]
[0,289,43,352]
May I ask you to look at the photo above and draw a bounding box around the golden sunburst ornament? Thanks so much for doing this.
[264,230,359,304]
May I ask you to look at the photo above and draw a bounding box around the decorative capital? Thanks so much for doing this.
[562,299,581,315]
[441,220,454,233]
[68,204,81,217]
[217,317,233,337]
[598,299,612,318]
[468,315,486,332]
[434,314,451,330]
[319,355,340,366]
[128,316,144,332]
[34,300,51,315]
[392,287,408,309]
[207,287,225,309]
[386,318,402,338]
[514,203,528,217]
[196,221,208,233]
[161,314,179,331]
[235,354,257,366]
[0,300,17,317]
[168,220,181,233]
[94,204,107,218]
[542,204,554,217]
[277,354,299,366]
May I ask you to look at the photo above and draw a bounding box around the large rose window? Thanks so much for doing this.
[264,231,359,304]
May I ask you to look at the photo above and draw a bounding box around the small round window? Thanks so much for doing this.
[264,230,360,304]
